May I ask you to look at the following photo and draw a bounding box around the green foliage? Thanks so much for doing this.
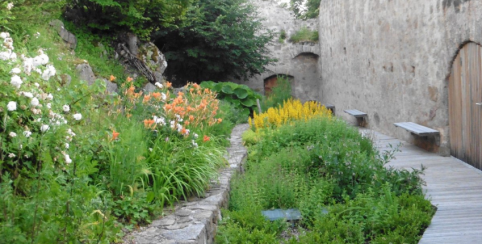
[290,0,321,19]
[289,26,319,43]
[155,0,275,84]
[218,115,434,243]
[64,0,191,40]
[278,29,287,43]
[260,75,292,112]
[241,130,260,147]
[216,208,287,244]
[201,81,261,117]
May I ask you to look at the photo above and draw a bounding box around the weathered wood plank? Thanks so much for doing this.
[394,122,439,136]
[344,109,367,117]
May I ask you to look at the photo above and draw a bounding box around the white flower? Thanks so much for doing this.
[10,75,22,89]
[34,83,39,88]
[34,32,40,38]
[46,103,51,109]
[64,154,72,164]
[8,153,15,158]
[23,131,32,137]
[32,50,49,67]
[149,148,153,152]
[192,140,198,148]
[46,94,53,100]
[31,108,41,115]
[73,113,82,121]
[67,129,76,137]
[30,97,39,107]
[176,123,183,132]
[155,82,163,89]
[63,105,70,112]
[10,68,21,74]
[40,124,49,132]
[41,65,56,81]
[7,101,16,111]
[65,143,69,149]
[9,132,17,137]
[21,92,33,98]
[170,121,175,129]
[6,2,14,10]
[0,32,9,39]
[9,52,16,61]
[193,133,199,139]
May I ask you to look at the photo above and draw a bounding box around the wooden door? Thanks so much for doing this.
[449,42,482,169]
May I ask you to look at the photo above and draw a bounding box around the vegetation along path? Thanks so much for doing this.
[363,129,482,244]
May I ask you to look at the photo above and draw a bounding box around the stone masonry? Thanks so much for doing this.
[125,124,249,244]
[318,0,482,155]
[233,0,320,102]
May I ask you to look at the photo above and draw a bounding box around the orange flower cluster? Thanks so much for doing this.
[115,78,222,142]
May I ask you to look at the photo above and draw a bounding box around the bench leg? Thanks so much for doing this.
[356,117,367,127]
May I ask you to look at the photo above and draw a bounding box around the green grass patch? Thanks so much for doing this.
[289,27,319,43]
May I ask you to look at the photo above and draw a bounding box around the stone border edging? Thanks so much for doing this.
[126,124,249,244]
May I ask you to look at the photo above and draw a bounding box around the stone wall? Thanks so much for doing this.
[234,0,320,102]
[318,0,482,154]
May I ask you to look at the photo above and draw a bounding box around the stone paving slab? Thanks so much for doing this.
[124,124,249,244]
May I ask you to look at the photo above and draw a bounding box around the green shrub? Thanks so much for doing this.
[201,81,261,117]
[278,29,287,43]
[289,27,319,43]
[260,75,292,112]
[64,0,190,40]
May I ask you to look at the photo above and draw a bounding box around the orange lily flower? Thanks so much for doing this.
[143,94,151,103]
[203,135,210,142]
[144,119,155,128]
[126,77,133,82]
[166,82,172,88]
[152,92,161,99]
[189,115,194,121]
[217,118,222,123]
[112,130,120,141]
[110,75,116,81]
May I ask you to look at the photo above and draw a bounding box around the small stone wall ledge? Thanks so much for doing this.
[125,123,249,244]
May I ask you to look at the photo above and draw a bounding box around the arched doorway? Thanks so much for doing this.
[448,42,482,169]
[264,74,294,96]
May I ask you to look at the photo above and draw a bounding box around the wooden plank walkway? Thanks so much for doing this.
[361,129,482,244]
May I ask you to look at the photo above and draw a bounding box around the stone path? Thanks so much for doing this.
[364,129,482,244]
[125,124,249,244]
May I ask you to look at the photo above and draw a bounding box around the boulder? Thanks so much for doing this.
[75,63,96,85]
[49,20,77,49]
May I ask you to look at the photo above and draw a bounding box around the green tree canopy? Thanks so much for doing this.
[154,0,275,85]
[65,0,192,40]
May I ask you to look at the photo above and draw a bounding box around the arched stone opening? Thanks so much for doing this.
[263,74,294,96]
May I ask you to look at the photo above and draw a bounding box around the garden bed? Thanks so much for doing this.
[216,100,435,244]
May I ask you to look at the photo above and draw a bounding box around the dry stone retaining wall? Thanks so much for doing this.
[126,124,249,244]
[318,0,482,154]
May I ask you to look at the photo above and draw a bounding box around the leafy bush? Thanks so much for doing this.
[278,29,287,43]
[154,0,275,84]
[64,0,191,40]
[290,0,321,19]
[289,27,319,43]
[201,81,261,118]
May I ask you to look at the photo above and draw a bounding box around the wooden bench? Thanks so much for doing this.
[394,122,439,136]
[394,122,440,152]
[344,109,368,127]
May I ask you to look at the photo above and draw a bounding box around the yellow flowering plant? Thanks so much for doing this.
[249,99,332,131]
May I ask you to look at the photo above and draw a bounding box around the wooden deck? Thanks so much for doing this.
[362,129,482,244]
